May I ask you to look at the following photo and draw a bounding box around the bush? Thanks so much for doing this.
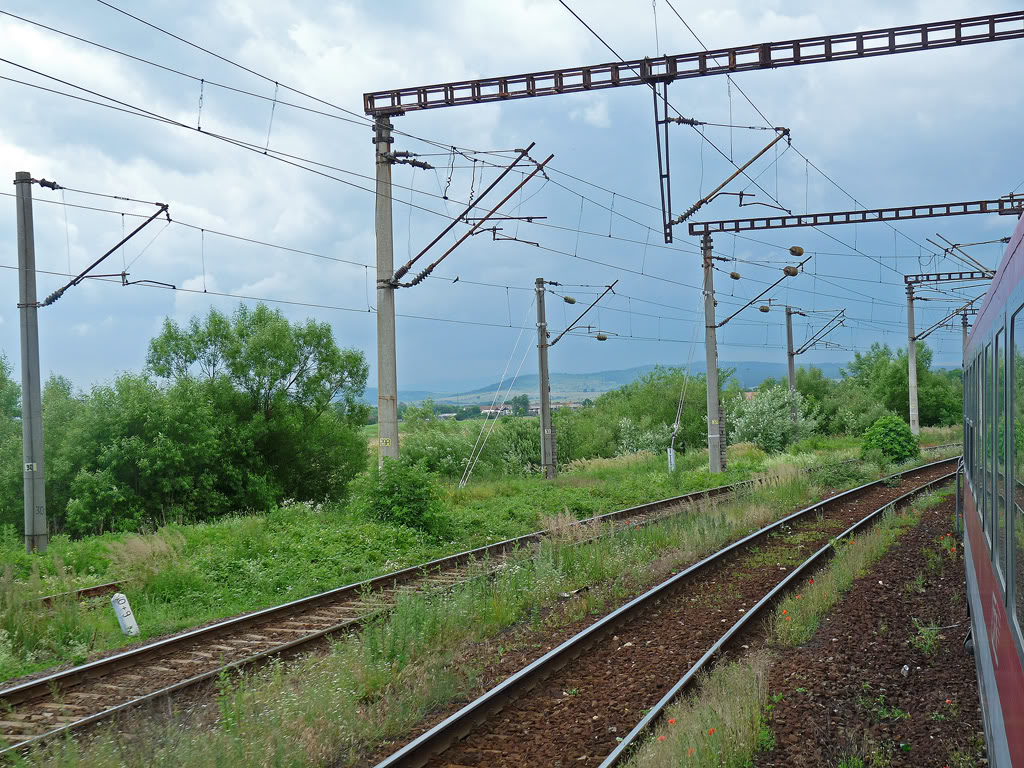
[349,459,450,537]
[398,428,475,480]
[490,417,541,475]
[615,417,671,456]
[729,386,815,454]
[861,414,919,464]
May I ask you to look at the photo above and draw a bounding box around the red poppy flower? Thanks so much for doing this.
[658,735,666,742]
[708,728,716,736]
[668,719,676,725]
[808,578,814,585]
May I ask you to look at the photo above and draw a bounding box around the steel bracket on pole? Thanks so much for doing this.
[652,80,674,243]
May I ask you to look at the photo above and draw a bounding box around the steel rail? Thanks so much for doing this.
[0,453,960,755]
[36,581,122,607]
[372,457,957,768]
[0,474,773,753]
[600,470,955,765]
[0,489,722,701]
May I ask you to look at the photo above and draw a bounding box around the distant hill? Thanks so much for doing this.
[362,362,848,405]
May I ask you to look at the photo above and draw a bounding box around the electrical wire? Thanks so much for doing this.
[92,0,371,124]
[0,10,371,128]
[660,0,938,264]
[459,297,536,487]
[555,0,788,219]
[0,62,723,269]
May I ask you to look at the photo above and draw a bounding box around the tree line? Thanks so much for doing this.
[0,300,962,538]
[0,304,368,538]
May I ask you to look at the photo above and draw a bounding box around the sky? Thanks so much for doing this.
[0,0,1021,395]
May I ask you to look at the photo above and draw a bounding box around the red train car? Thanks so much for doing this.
[962,208,1024,767]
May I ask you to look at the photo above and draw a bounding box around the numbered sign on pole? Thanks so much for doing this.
[111,592,140,636]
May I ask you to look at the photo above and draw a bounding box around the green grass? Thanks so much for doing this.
[628,484,954,768]
[4,447,954,766]
[772,487,952,647]
[622,653,773,768]
[11,470,823,767]
[0,437,949,683]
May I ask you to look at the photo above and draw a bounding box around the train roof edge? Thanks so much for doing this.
[966,212,1024,350]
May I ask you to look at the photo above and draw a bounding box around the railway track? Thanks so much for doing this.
[17,442,958,611]
[0,453,958,756]
[373,458,957,768]
[0,466,795,754]
[36,581,121,607]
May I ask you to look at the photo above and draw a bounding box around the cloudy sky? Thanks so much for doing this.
[1,0,1021,394]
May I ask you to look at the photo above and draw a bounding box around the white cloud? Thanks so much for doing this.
[0,0,1017,388]
[570,99,611,129]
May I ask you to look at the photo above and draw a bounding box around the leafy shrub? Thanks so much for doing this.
[730,386,815,454]
[350,459,450,537]
[400,428,475,479]
[834,402,895,437]
[861,414,919,464]
[490,417,541,475]
[615,417,671,456]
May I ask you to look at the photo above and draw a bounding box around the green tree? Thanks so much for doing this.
[44,304,371,536]
[509,393,530,416]
[148,304,368,425]
[842,342,894,390]
[0,354,21,531]
[730,385,815,453]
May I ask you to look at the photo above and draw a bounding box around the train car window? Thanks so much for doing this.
[985,344,992,531]
[996,329,1007,582]
[971,360,976,486]
[970,360,978,487]
[1013,311,1024,635]
[972,360,978,483]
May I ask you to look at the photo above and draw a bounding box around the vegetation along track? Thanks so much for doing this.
[373,458,957,768]
[0,463,824,755]
[0,455,957,755]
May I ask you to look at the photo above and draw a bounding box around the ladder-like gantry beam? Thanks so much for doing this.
[688,197,1024,235]
[363,11,1024,115]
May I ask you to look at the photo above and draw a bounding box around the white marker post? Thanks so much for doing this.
[111,592,140,636]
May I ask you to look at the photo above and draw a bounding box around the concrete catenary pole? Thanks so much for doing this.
[906,284,920,436]
[535,278,556,479]
[374,118,400,465]
[702,234,723,474]
[15,172,47,553]
[785,305,797,423]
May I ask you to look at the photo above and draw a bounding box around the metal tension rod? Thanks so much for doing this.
[549,280,618,347]
[673,128,789,226]
[915,296,984,341]
[796,309,845,355]
[40,202,170,306]
[688,197,1024,235]
[717,250,811,328]
[364,11,1024,114]
[395,154,554,287]
[391,143,535,283]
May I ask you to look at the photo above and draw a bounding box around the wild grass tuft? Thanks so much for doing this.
[773,487,951,646]
[16,470,827,767]
[623,652,772,768]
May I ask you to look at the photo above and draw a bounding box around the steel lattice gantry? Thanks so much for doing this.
[688,198,1024,235]
[364,10,1024,244]
[363,11,1024,115]
[361,8,1024,472]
